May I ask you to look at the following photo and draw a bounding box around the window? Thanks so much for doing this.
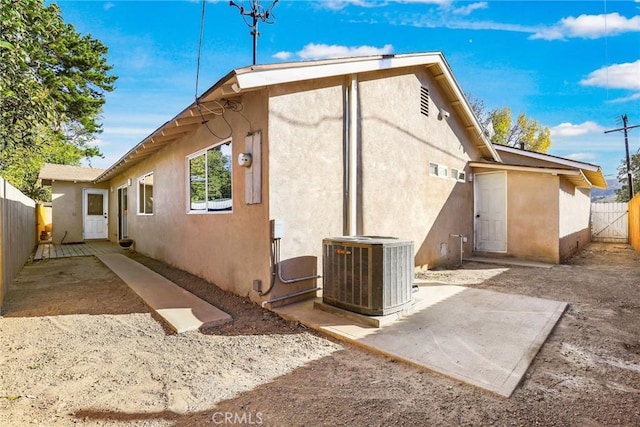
[451,168,466,182]
[187,140,232,213]
[137,172,154,215]
[430,162,451,179]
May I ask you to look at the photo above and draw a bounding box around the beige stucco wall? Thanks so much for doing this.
[506,171,560,263]
[267,77,345,297]
[472,168,561,263]
[358,69,479,267]
[108,92,271,300]
[51,181,110,243]
[558,177,591,260]
[267,68,482,271]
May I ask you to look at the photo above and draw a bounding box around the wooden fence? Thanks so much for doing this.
[629,193,640,254]
[0,177,37,313]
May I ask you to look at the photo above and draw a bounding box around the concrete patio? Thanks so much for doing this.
[274,286,567,397]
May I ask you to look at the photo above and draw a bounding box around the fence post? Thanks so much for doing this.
[629,194,640,254]
[0,177,5,312]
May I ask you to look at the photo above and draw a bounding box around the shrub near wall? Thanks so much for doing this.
[629,193,640,254]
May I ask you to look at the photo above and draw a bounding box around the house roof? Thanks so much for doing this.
[39,163,105,185]
[94,52,501,183]
[492,144,607,189]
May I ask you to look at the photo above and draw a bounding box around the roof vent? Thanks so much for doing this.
[420,86,430,117]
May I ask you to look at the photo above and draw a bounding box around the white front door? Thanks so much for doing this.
[83,188,108,240]
[474,172,507,252]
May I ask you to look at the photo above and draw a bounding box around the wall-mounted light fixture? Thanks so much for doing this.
[238,152,253,168]
[438,109,450,121]
[127,178,132,186]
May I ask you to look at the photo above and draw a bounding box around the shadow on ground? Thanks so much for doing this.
[3,256,150,317]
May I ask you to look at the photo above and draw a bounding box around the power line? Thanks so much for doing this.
[605,114,640,200]
[230,0,279,65]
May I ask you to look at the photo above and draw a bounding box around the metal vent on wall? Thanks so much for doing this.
[420,86,430,117]
[322,236,414,316]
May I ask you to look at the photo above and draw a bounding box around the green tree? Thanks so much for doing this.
[207,147,231,201]
[467,95,551,153]
[615,153,640,202]
[0,0,116,199]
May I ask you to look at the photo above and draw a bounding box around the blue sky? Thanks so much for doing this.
[52,0,640,180]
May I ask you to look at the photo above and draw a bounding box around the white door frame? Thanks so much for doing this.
[474,171,507,252]
[83,188,109,240]
[117,185,128,240]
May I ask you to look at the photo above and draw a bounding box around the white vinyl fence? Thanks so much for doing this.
[1,177,37,312]
[591,202,628,243]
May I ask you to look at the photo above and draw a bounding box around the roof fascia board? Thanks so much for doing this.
[470,161,580,176]
[470,161,594,188]
[234,54,443,89]
[494,144,600,171]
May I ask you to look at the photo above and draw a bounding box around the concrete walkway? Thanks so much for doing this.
[97,253,232,333]
[274,285,567,397]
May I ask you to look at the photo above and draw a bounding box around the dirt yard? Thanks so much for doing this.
[1,242,639,426]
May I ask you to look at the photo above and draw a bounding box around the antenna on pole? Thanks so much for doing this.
[230,0,279,66]
[605,114,640,200]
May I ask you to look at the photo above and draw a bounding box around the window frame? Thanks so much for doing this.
[186,139,233,215]
[137,171,154,215]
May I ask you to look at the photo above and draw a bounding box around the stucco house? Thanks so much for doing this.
[39,52,606,305]
[39,163,107,243]
[470,144,606,264]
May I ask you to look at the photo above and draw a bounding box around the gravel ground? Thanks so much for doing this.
[0,242,639,426]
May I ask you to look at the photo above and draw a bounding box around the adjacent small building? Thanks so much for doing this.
[39,52,606,305]
[39,163,107,244]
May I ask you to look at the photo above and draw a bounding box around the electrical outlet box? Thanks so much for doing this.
[253,279,262,292]
[462,236,468,243]
[270,219,284,240]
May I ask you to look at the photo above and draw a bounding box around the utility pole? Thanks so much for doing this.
[230,0,279,65]
[605,114,640,200]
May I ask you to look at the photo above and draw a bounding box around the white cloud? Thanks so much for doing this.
[551,121,604,138]
[565,152,597,161]
[272,51,292,60]
[321,0,449,10]
[104,2,115,11]
[580,60,640,90]
[531,13,640,41]
[606,92,640,104]
[453,2,487,16]
[297,43,394,60]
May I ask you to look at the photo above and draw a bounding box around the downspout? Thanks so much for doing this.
[346,75,359,236]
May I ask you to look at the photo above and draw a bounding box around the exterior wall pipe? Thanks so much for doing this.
[261,287,322,308]
[347,75,358,236]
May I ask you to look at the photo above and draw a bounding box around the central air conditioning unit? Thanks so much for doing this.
[322,236,414,316]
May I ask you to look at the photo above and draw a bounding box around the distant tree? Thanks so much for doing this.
[0,0,115,199]
[467,94,551,153]
[615,153,640,202]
